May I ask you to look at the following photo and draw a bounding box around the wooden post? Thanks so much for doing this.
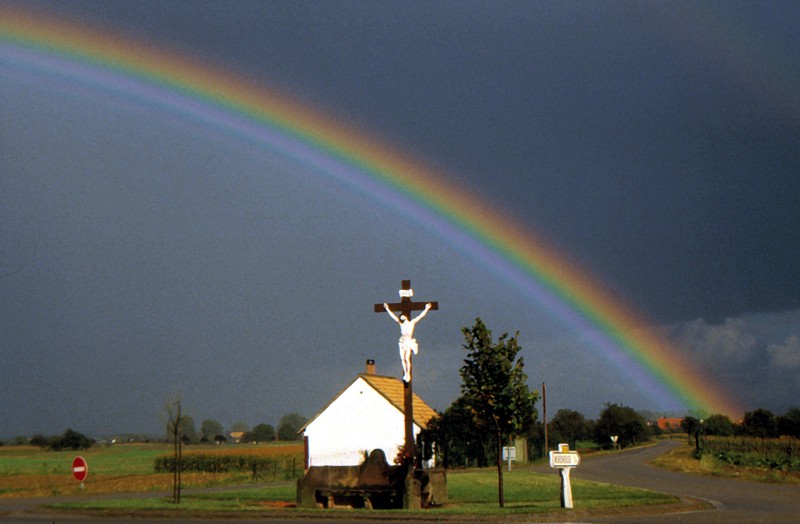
[374,280,438,461]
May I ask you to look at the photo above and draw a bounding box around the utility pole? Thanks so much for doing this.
[542,382,548,457]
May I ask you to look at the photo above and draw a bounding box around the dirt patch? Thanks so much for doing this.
[0,472,241,499]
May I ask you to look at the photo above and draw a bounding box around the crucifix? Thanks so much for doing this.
[374,280,438,463]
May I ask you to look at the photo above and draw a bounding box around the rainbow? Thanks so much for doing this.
[0,7,742,417]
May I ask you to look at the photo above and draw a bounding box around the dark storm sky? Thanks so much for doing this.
[1,1,799,437]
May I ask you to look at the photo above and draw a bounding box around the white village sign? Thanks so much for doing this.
[549,443,580,509]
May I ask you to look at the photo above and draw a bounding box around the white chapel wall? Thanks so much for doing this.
[303,377,419,466]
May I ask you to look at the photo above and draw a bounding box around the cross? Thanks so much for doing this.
[373,279,439,323]
[374,279,439,465]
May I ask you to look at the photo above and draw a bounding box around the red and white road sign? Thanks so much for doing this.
[72,456,88,482]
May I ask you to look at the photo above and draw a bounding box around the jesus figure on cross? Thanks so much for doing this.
[383,302,432,382]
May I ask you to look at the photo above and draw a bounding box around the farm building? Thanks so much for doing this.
[299,359,438,468]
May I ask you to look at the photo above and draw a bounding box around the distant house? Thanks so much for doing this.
[229,431,246,444]
[657,417,685,431]
[299,360,438,468]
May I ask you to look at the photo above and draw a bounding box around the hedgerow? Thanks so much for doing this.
[154,447,303,480]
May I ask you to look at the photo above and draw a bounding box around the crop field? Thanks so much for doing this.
[0,443,303,498]
[702,436,800,471]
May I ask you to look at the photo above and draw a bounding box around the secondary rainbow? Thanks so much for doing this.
[0,7,742,417]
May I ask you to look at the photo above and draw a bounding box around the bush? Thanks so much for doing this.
[154,448,303,480]
[50,429,93,451]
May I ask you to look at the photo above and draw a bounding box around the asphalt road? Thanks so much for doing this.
[571,439,800,523]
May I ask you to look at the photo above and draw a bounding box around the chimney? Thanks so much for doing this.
[365,359,376,375]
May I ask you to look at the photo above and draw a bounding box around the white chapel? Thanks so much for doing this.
[299,360,438,468]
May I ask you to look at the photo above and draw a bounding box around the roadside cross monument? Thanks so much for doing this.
[374,279,438,463]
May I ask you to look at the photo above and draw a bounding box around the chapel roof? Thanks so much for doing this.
[299,373,439,433]
[358,373,438,430]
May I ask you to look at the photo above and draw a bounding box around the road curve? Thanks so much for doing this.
[571,439,800,523]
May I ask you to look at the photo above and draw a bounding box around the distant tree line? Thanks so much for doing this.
[681,408,800,439]
[166,412,307,445]
[28,429,94,451]
[428,402,800,470]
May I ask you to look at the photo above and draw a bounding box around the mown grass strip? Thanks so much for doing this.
[49,468,675,515]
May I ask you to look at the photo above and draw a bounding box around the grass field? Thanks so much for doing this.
[46,468,675,516]
[1,443,676,516]
[0,443,303,498]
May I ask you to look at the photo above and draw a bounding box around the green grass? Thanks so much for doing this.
[0,444,165,476]
[443,468,673,513]
[3,444,675,515]
[50,467,675,516]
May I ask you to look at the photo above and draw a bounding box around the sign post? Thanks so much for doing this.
[549,443,580,509]
[502,446,516,471]
[72,456,88,489]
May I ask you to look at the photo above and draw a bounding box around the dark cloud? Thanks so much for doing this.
[1,1,799,436]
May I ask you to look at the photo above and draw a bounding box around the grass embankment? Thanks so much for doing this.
[653,437,800,484]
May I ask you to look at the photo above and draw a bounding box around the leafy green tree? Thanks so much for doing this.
[278,413,307,441]
[681,416,702,440]
[778,408,800,438]
[245,423,276,443]
[179,415,198,444]
[200,419,224,442]
[231,421,250,434]
[703,414,735,436]
[460,318,538,508]
[742,409,778,438]
[29,434,49,448]
[549,409,593,449]
[425,395,491,468]
[50,429,93,451]
[593,403,649,448]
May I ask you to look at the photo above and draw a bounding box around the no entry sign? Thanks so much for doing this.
[72,456,88,482]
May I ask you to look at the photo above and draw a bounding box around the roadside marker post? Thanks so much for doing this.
[549,443,580,509]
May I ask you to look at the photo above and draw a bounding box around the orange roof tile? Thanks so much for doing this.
[299,373,440,434]
[359,374,438,429]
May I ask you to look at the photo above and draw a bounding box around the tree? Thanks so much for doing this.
[704,414,735,437]
[549,409,593,449]
[165,399,185,504]
[29,434,49,448]
[778,408,800,438]
[593,403,649,449]
[426,395,491,468]
[231,421,250,434]
[179,415,197,444]
[277,413,306,441]
[459,318,538,508]
[681,416,702,443]
[200,419,224,443]
[742,409,778,438]
[50,429,93,451]
[245,423,276,443]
